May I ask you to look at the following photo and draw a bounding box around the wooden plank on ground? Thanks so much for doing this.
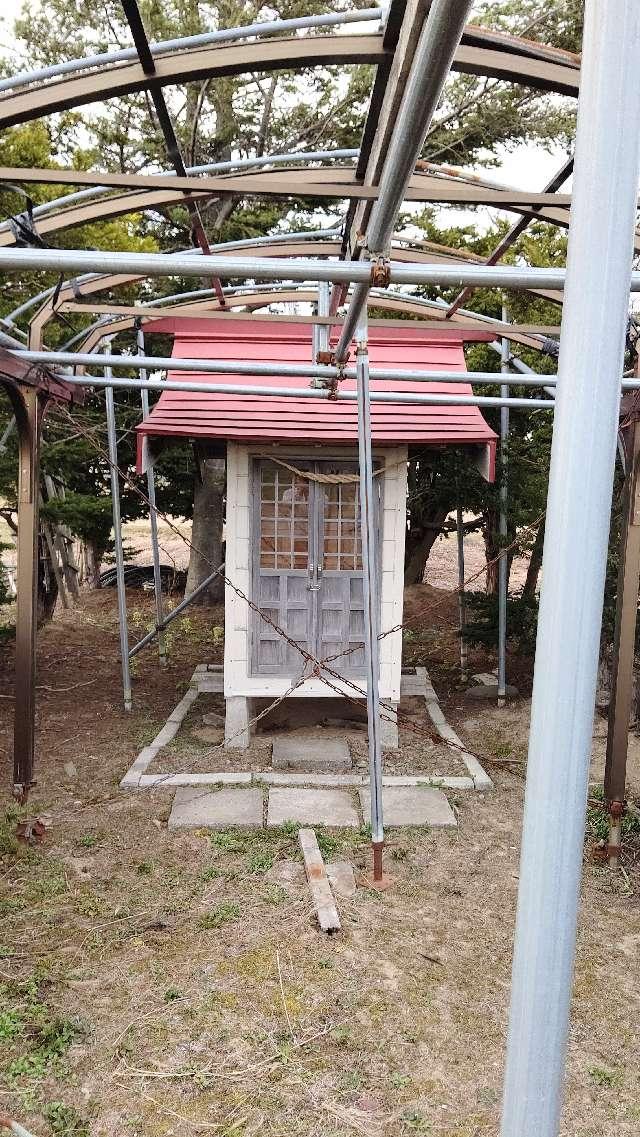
[298,827,341,934]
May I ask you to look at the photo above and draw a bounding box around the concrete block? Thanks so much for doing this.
[465,683,519,700]
[168,786,263,830]
[267,788,359,828]
[380,705,399,749]
[152,720,180,748]
[359,785,457,828]
[224,695,255,749]
[141,772,251,787]
[271,736,351,772]
[327,860,357,898]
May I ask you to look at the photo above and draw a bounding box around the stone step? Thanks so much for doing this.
[271,735,352,773]
[167,786,263,830]
[359,785,457,828]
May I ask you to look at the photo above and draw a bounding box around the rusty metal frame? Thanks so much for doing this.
[0,348,77,800]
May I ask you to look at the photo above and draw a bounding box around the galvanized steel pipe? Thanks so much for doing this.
[500,3,640,1135]
[335,0,474,358]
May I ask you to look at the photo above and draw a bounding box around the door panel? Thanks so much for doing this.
[251,458,381,678]
[252,460,316,675]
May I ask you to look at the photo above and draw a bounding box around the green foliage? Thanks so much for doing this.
[464,590,540,654]
[43,1102,90,1137]
[586,785,640,844]
[198,901,241,929]
[0,974,84,1084]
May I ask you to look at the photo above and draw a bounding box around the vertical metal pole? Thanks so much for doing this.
[498,303,510,706]
[604,400,640,867]
[137,327,166,663]
[12,388,40,801]
[104,353,133,712]
[356,312,385,882]
[501,5,640,1137]
[317,281,330,356]
[456,504,468,683]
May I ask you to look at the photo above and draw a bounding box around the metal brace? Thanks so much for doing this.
[370,256,391,289]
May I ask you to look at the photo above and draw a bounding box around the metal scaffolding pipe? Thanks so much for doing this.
[128,565,224,659]
[497,309,510,706]
[335,0,474,358]
[104,359,133,712]
[137,328,166,664]
[6,246,640,291]
[355,314,385,881]
[52,373,555,410]
[500,4,640,1136]
[17,347,562,386]
[0,9,383,93]
[456,504,468,683]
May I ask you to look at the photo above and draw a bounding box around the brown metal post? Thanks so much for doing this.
[604,394,640,864]
[12,387,42,801]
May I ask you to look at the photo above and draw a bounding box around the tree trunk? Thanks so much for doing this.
[522,519,545,598]
[404,507,449,585]
[37,532,59,623]
[185,458,225,604]
[483,508,500,595]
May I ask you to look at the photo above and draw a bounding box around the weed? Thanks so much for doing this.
[391,1072,412,1089]
[588,1065,623,1088]
[1,976,85,1084]
[76,833,100,850]
[247,851,273,874]
[331,1025,352,1047]
[586,786,640,843]
[261,884,287,905]
[211,831,247,854]
[401,1110,432,1132]
[317,958,334,970]
[200,865,223,881]
[316,831,339,859]
[136,860,154,875]
[278,820,300,838]
[163,987,182,1003]
[198,901,240,929]
[43,1102,90,1136]
[0,804,21,856]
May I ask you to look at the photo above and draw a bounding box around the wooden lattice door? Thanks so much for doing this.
[251,459,380,678]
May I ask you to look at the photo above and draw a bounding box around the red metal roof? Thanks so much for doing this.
[136,317,497,478]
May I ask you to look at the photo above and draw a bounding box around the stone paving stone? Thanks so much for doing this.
[271,736,352,772]
[359,785,457,828]
[267,788,359,828]
[327,860,357,898]
[168,787,263,830]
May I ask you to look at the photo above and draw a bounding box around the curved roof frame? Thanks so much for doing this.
[0,24,579,133]
[0,8,577,357]
[25,233,563,350]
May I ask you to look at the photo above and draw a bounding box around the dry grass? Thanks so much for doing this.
[0,592,640,1136]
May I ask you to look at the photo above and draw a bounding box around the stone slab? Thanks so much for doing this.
[168,787,263,830]
[271,735,352,772]
[359,786,457,828]
[267,788,359,828]
[465,683,519,700]
[141,772,252,787]
[327,860,357,898]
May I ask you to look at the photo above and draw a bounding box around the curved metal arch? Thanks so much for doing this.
[0,31,580,133]
[27,233,563,349]
[61,282,551,358]
[0,35,387,131]
[0,166,573,249]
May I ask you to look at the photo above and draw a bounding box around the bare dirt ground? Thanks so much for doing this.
[1,589,639,1137]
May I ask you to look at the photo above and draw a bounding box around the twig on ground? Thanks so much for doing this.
[276,949,295,1041]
